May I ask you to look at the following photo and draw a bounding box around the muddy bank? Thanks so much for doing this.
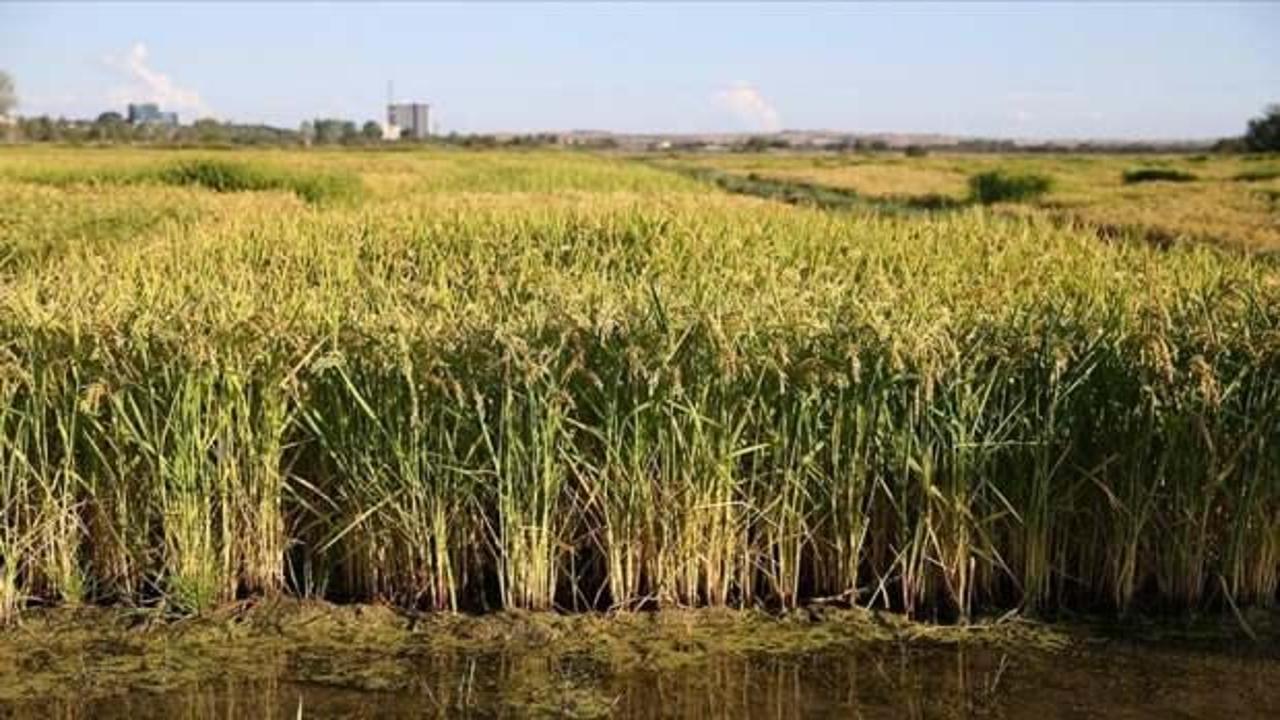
[2,601,1278,717]
[0,600,1058,698]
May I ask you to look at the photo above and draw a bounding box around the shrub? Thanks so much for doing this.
[904,145,929,158]
[968,171,1053,204]
[1121,168,1197,184]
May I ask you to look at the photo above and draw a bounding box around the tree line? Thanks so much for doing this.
[1,70,1277,152]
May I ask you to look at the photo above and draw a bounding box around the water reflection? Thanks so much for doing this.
[12,642,1280,718]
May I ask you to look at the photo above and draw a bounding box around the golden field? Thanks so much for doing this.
[0,145,1277,622]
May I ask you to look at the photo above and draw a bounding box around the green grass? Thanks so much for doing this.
[0,147,1277,624]
[1122,167,1198,184]
[968,171,1054,204]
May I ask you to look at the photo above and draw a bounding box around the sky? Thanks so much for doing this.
[1,2,1277,140]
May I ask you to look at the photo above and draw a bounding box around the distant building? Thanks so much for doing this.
[127,103,178,126]
[386,103,430,140]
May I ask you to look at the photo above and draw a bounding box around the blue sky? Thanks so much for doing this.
[1,2,1276,139]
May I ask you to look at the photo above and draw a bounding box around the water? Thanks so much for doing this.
[7,640,1278,718]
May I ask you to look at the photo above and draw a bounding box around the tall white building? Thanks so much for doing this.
[387,103,431,140]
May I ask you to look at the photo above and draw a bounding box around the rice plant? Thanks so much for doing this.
[0,146,1276,624]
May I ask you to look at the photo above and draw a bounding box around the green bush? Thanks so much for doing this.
[968,171,1053,204]
[1122,168,1197,184]
[156,159,362,204]
[904,145,928,158]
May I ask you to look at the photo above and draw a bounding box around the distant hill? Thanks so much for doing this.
[556,129,1217,153]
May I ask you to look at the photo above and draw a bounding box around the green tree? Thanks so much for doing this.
[1244,104,1280,152]
[312,118,356,144]
[193,118,227,144]
[740,135,786,152]
[21,115,55,141]
[361,120,383,141]
[90,111,128,142]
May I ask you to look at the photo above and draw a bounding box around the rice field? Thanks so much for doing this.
[1,146,1278,623]
[669,151,1280,252]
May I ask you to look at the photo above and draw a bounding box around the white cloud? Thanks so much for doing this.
[714,83,781,132]
[105,42,210,118]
